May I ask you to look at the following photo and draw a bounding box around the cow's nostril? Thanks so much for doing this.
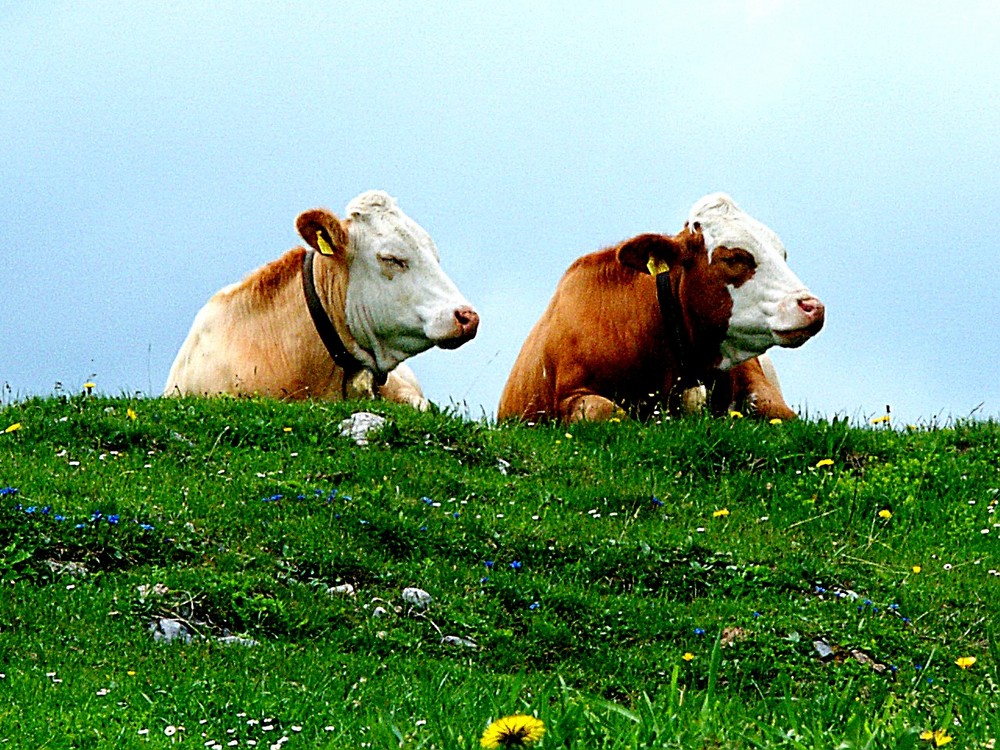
[797,297,823,317]
[454,307,480,338]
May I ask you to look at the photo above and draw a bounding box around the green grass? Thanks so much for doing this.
[1,394,998,748]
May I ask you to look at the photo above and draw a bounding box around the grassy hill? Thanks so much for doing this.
[1,394,998,748]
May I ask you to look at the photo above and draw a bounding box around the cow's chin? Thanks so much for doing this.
[772,319,824,349]
[435,330,477,350]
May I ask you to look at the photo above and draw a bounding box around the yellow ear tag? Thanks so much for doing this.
[647,257,670,276]
[315,231,336,256]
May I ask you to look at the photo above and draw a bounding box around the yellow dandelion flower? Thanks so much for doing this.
[3,423,22,434]
[769,418,783,425]
[83,381,96,390]
[283,427,292,433]
[127,408,137,421]
[955,656,976,669]
[912,565,922,574]
[878,509,892,519]
[480,715,545,748]
[728,410,743,419]
[815,458,834,468]
[609,417,621,423]
[682,652,695,661]
[712,508,730,518]
[564,432,573,439]
[871,414,891,424]
[920,729,953,746]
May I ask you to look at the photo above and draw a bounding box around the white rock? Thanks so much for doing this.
[372,606,387,618]
[338,412,387,446]
[402,587,432,609]
[327,583,356,597]
[441,635,478,649]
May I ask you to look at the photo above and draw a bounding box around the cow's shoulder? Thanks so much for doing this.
[560,246,639,294]
[222,247,308,304]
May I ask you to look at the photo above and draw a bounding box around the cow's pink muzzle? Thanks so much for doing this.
[773,295,825,348]
[437,306,480,349]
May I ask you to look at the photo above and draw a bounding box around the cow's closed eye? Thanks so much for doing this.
[378,254,409,274]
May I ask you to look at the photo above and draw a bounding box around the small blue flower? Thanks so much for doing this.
[915,663,923,671]
[54,514,65,522]
[484,560,494,569]
[651,496,663,507]
[327,489,338,502]
[452,512,460,518]
[863,599,873,606]
[694,628,705,636]
[75,523,85,529]
[815,586,826,594]
[421,496,433,505]
[139,523,154,531]
[480,576,490,583]
[107,514,120,525]
[41,506,51,515]
[419,525,427,531]
[889,603,900,611]
[752,611,761,619]
[262,494,283,503]
[529,602,540,610]
[334,513,342,520]
[509,561,522,570]
[890,665,899,673]
[902,617,911,624]
[91,510,102,520]
[0,487,18,497]
[359,519,369,525]
[24,506,36,514]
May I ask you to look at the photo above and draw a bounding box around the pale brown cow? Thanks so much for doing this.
[165,191,479,406]
[498,193,824,423]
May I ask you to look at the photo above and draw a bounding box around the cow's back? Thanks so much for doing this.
[498,250,662,421]
[164,248,341,398]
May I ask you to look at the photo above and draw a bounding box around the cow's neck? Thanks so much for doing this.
[634,269,724,412]
[306,250,381,381]
[654,271,699,388]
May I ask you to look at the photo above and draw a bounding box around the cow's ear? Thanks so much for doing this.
[617,233,685,275]
[296,209,349,256]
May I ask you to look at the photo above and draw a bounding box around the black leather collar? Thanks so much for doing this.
[655,270,701,391]
[301,249,387,388]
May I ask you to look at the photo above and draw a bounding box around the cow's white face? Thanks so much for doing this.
[688,193,824,369]
[342,191,479,373]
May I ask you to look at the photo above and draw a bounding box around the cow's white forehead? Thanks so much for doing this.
[345,190,438,260]
[689,192,786,259]
[346,189,399,216]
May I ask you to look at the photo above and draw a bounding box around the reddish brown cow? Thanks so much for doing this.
[498,193,824,423]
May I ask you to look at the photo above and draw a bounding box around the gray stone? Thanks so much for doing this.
[401,587,432,609]
[150,618,192,644]
[339,412,387,446]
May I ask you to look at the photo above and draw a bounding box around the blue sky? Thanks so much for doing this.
[3,2,999,425]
